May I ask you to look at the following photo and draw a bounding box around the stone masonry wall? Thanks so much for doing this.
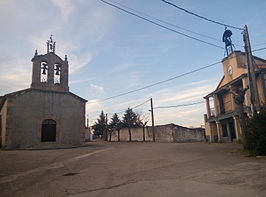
[109,124,205,142]
[3,89,85,149]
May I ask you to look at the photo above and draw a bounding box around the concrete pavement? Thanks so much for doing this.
[0,142,265,197]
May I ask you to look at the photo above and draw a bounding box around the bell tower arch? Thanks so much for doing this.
[31,36,69,92]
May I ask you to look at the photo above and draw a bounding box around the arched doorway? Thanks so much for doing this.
[41,119,56,142]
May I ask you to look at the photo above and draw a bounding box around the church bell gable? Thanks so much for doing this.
[30,36,69,92]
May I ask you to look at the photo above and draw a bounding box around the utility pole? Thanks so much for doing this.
[105,113,108,141]
[86,114,89,128]
[243,25,260,115]
[150,98,155,142]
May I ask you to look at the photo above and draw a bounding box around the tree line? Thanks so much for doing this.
[92,107,149,142]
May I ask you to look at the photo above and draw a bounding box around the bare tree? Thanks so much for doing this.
[137,113,150,141]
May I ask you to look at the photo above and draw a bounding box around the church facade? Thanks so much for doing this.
[0,37,87,149]
[204,51,266,143]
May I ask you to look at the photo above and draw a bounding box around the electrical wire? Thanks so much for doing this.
[110,0,243,47]
[252,47,266,52]
[154,101,205,109]
[253,42,266,47]
[162,0,244,31]
[87,47,264,106]
[107,0,221,42]
[90,99,151,117]
[87,60,221,104]
[109,99,150,115]
[132,99,150,109]
[99,0,224,49]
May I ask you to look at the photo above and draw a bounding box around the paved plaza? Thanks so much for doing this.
[0,142,266,197]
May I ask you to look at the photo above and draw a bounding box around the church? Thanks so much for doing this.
[0,36,87,149]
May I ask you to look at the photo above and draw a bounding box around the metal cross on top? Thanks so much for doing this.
[47,35,56,53]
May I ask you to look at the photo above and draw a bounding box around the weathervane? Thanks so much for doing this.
[222,29,234,56]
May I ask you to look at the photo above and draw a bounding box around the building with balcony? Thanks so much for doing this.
[204,51,266,143]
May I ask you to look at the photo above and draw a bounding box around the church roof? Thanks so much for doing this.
[0,88,87,110]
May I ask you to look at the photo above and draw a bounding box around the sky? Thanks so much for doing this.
[0,0,266,127]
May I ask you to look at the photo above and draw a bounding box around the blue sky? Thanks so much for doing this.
[0,0,266,127]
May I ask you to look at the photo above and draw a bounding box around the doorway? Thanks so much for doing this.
[229,121,236,142]
[41,119,56,142]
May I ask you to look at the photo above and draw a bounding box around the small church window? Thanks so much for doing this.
[40,61,48,82]
[54,63,61,84]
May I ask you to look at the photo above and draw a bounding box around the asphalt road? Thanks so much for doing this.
[0,142,266,197]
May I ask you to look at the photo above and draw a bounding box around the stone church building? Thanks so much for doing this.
[0,37,87,149]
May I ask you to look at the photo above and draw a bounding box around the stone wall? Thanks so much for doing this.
[109,124,205,142]
[2,89,86,149]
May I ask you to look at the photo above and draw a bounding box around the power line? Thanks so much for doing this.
[161,0,244,31]
[132,99,150,110]
[87,60,221,104]
[107,0,221,42]
[99,0,224,49]
[252,47,266,52]
[111,99,150,115]
[253,42,266,47]
[154,101,205,109]
[106,0,242,48]
[87,48,262,106]
[94,99,151,116]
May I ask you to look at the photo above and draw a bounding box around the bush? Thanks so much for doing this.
[244,109,266,156]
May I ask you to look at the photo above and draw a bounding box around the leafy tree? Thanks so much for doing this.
[122,108,141,141]
[93,110,107,140]
[245,109,266,156]
[109,113,123,142]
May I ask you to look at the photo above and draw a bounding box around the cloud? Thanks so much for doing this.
[0,58,31,95]
[154,106,204,127]
[86,80,216,127]
[115,63,150,70]
[86,100,105,125]
[127,71,141,87]
[70,78,93,85]
[86,100,102,113]
[69,53,93,73]
[155,108,200,121]
[155,85,215,106]
[51,0,75,23]
[90,84,104,94]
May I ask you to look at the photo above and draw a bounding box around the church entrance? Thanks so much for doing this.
[41,119,56,142]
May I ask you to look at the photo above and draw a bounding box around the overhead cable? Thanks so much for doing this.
[99,0,224,49]
[87,47,263,106]
[87,60,221,104]
[161,0,244,31]
[105,99,150,115]
[132,99,150,109]
[253,42,266,47]
[154,101,205,109]
[107,0,220,42]
[252,47,266,52]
